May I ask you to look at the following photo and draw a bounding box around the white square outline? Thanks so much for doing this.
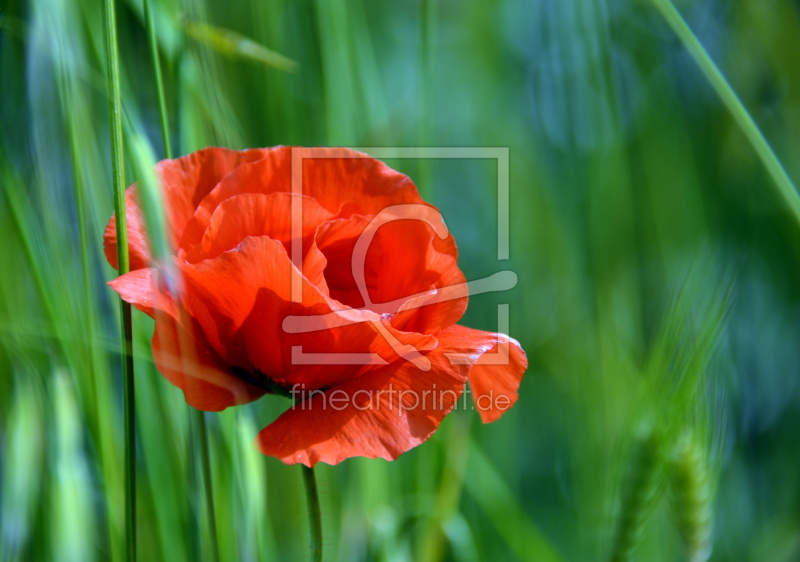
[289,147,511,365]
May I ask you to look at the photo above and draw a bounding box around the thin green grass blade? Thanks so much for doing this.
[144,0,172,159]
[127,133,169,261]
[184,20,299,72]
[102,0,136,557]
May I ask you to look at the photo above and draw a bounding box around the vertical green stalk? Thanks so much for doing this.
[301,465,323,562]
[652,0,800,225]
[197,412,220,562]
[102,0,135,558]
[143,0,172,159]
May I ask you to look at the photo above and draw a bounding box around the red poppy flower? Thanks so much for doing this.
[104,146,527,466]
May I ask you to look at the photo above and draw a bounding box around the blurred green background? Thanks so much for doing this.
[2,0,800,560]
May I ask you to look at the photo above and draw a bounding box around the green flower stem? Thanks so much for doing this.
[257,380,322,559]
[301,465,323,562]
[143,0,172,159]
[652,0,800,224]
[102,0,135,558]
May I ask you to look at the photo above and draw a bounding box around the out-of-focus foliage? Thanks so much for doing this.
[2,0,800,560]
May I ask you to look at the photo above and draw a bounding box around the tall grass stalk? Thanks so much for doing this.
[102,0,136,557]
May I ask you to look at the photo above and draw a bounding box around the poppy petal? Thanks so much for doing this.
[156,146,270,245]
[178,147,436,251]
[441,325,528,423]
[177,148,294,252]
[103,187,152,271]
[151,308,265,411]
[255,331,470,466]
[107,267,264,411]
[178,236,436,392]
[255,324,526,466]
[299,147,426,216]
[315,214,466,333]
[107,267,172,318]
[181,192,333,281]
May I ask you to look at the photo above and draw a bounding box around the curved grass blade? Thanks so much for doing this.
[651,0,800,225]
